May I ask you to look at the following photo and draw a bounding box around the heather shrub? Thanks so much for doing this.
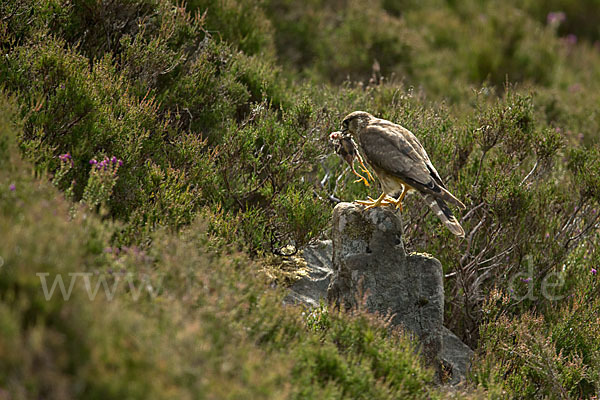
[2,0,600,397]
[447,2,559,87]
[264,0,417,84]
[1,35,196,237]
[264,0,563,96]
[0,0,70,50]
[0,3,310,247]
[115,3,201,97]
[204,103,331,252]
[294,305,434,399]
[81,156,123,212]
[519,0,600,43]
[472,267,600,398]
[0,98,439,399]
[60,0,161,60]
[184,0,275,56]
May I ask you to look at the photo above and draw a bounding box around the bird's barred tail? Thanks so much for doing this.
[423,194,465,237]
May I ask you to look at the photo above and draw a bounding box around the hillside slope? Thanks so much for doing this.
[1,0,600,397]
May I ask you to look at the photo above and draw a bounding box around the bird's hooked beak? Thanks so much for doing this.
[341,123,354,138]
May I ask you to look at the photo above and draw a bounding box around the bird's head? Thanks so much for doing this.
[341,111,373,139]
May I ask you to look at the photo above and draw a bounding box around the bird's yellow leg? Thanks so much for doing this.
[351,164,370,187]
[383,195,398,205]
[355,192,388,210]
[355,153,375,182]
[392,186,408,211]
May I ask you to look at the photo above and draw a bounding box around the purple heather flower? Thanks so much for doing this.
[521,277,533,283]
[89,159,97,165]
[111,156,117,164]
[100,160,109,170]
[547,11,566,26]
[564,34,577,46]
[592,268,597,276]
[118,159,123,166]
[9,183,16,192]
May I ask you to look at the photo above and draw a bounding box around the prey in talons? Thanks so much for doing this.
[329,131,374,187]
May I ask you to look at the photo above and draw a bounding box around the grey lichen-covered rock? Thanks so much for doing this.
[327,202,444,365]
[285,202,473,384]
[284,240,332,307]
[441,326,474,385]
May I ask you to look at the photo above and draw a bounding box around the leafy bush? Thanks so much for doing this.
[0,0,324,248]
[472,272,600,398]
[2,0,600,397]
[184,0,275,56]
[0,96,437,399]
[519,0,600,43]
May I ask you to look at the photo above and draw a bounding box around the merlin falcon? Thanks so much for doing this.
[336,111,466,237]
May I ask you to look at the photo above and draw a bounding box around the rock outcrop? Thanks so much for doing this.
[440,326,474,385]
[286,202,473,385]
[328,202,443,366]
[285,240,332,307]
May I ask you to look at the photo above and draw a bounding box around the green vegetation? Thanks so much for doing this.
[1,0,600,397]
[0,95,436,399]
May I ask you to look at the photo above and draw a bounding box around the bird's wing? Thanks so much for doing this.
[359,122,465,208]
[372,120,446,187]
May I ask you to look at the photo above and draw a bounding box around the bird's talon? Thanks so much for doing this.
[355,200,371,205]
[353,176,370,187]
[357,159,375,182]
[364,202,383,210]
[355,193,388,210]
[351,165,371,187]
[355,198,375,206]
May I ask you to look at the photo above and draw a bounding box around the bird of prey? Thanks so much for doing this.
[338,111,466,237]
